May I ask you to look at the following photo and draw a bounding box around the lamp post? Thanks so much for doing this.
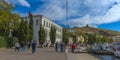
[66,0,68,28]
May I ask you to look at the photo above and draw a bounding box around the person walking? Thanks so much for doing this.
[32,41,37,54]
[71,43,76,53]
[20,42,25,52]
[60,42,65,52]
[27,41,31,49]
[15,42,20,52]
[55,42,58,52]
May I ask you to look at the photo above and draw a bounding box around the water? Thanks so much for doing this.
[95,55,120,60]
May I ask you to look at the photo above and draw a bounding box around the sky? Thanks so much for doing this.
[6,0,120,32]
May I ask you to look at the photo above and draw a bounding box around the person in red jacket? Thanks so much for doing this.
[71,43,76,53]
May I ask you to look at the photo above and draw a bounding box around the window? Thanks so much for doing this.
[36,20,38,25]
[46,22,48,27]
[44,21,45,26]
[48,22,50,27]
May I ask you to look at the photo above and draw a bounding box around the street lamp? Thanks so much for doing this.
[66,0,68,28]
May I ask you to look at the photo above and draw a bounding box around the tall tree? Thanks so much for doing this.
[50,26,56,45]
[18,19,24,43]
[39,24,46,47]
[23,20,30,44]
[63,29,69,45]
[18,19,30,44]
[29,12,33,42]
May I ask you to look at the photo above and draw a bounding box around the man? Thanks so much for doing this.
[60,42,65,52]
[15,42,20,52]
[55,42,58,52]
[32,41,37,54]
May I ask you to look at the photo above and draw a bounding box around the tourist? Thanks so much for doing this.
[60,42,65,52]
[71,43,76,53]
[27,41,31,49]
[32,41,37,54]
[20,42,25,52]
[15,42,20,52]
[55,42,59,52]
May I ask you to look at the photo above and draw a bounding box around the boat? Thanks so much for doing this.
[90,43,113,55]
[113,42,120,57]
[114,51,120,57]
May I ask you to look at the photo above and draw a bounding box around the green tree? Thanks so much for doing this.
[87,34,96,44]
[0,0,20,36]
[39,24,46,47]
[72,33,77,43]
[50,26,56,45]
[29,12,33,42]
[101,36,112,43]
[18,19,30,44]
[63,29,69,45]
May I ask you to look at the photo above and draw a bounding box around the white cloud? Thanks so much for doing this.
[6,0,30,7]
[34,0,66,21]
[34,0,120,27]
[17,0,30,7]
[69,1,120,27]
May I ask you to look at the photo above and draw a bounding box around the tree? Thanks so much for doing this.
[0,0,20,36]
[87,34,96,44]
[101,36,112,43]
[18,19,30,44]
[63,29,69,45]
[72,33,77,43]
[39,24,46,47]
[23,20,30,44]
[29,12,33,42]
[18,19,24,43]
[50,26,56,45]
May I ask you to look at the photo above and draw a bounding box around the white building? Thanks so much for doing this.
[23,14,63,45]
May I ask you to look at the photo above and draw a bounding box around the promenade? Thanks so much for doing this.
[0,47,66,60]
[0,47,99,60]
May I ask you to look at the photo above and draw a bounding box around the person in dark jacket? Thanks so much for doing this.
[55,42,59,52]
[32,41,37,54]
[60,42,65,52]
[20,42,25,52]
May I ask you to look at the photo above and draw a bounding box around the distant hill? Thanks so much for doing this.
[66,26,120,36]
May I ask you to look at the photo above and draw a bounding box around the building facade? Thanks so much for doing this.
[23,15,63,45]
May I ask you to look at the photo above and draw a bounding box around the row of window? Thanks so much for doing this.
[43,20,51,28]
[43,20,62,33]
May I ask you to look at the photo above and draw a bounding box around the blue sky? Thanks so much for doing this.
[6,0,120,32]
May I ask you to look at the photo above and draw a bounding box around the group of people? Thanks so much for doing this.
[15,41,37,54]
[55,42,78,53]
[55,42,65,52]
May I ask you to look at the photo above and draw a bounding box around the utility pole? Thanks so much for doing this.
[66,0,68,28]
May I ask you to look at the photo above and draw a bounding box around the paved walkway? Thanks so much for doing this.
[67,53,99,60]
[0,47,100,60]
[0,47,67,60]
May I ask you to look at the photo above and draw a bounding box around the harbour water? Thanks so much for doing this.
[95,55,120,60]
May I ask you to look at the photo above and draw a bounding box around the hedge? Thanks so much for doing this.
[0,36,18,48]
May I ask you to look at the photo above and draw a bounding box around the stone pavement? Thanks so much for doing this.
[0,47,67,60]
[0,47,100,60]
[67,53,99,60]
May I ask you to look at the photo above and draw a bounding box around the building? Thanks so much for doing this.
[23,14,63,46]
[76,35,84,44]
[112,36,120,42]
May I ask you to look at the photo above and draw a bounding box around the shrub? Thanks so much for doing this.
[0,36,7,48]
[6,37,18,48]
